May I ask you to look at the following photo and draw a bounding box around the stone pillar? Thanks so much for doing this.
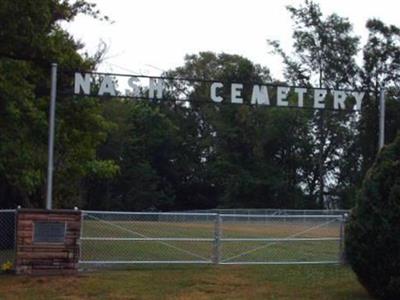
[15,209,81,275]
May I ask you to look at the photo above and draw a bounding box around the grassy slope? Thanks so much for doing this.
[0,265,371,300]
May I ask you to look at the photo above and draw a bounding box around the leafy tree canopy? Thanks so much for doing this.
[0,0,117,209]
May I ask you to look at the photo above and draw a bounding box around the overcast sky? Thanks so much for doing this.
[63,0,400,80]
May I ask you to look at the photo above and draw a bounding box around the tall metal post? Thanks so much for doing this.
[339,214,347,264]
[378,87,385,150]
[46,63,58,210]
[213,214,221,264]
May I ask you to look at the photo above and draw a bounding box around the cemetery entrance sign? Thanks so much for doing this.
[73,72,365,111]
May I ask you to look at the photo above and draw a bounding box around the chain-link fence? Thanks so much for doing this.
[0,210,16,267]
[80,211,346,266]
[187,208,349,216]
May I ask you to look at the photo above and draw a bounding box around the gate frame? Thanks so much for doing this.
[79,210,346,266]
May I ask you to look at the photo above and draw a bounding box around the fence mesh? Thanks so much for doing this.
[0,210,16,266]
[219,214,343,264]
[80,211,217,264]
[80,211,345,266]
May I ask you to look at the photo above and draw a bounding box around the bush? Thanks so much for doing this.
[345,133,400,300]
[0,261,13,273]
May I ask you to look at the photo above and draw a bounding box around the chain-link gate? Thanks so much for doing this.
[80,211,217,264]
[79,211,345,266]
[0,210,16,267]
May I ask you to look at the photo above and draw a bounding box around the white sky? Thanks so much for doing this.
[64,0,400,80]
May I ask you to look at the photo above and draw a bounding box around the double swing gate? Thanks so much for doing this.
[79,211,346,266]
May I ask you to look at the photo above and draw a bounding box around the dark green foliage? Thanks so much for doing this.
[1,0,399,211]
[0,0,117,209]
[359,20,400,175]
[167,53,312,209]
[345,134,400,300]
[268,1,362,208]
[86,53,315,211]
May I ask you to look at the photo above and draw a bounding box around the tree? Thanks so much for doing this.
[268,0,362,208]
[86,96,216,211]
[359,19,400,175]
[168,52,312,209]
[0,0,117,209]
[88,52,315,211]
[345,133,400,300]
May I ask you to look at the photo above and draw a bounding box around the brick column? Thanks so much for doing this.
[15,209,81,275]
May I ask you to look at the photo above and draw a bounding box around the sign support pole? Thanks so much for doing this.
[378,87,385,150]
[46,63,57,210]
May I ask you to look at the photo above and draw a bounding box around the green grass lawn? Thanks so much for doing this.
[0,265,371,300]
